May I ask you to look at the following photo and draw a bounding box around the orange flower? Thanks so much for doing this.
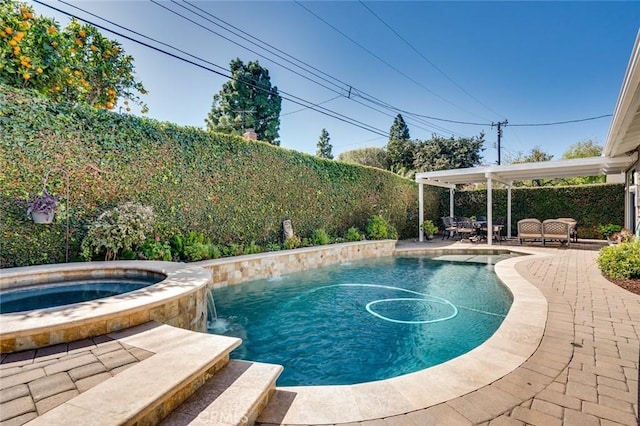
[73,70,82,76]
[23,73,30,80]
[5,27,13,35]
[90,44,97,51]
[36,67,43,74]
[78,30,86,37]
[47,26,56,34]
[9,39,17,46]
[15,31,24,41]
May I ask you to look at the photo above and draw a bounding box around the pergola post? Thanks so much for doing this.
[418,182,424,241]
[507,181,513,238]
[449,187,454,218]
[487,176,493,246]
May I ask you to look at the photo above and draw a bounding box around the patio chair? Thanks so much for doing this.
[542,219,571,246]
[557,218,578,242]
[441,216,458,240]
[517,218,543,245]
[456,218,475,241]
[491,217,505,243]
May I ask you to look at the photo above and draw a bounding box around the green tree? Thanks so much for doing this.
[337,147,389,169]
[386,114,414,171]
[413,132,485,172]
[562,139,602,159]
[0,1,147,111]
[561,139,605,184]
[508,146,554,186]
[511,146,554,164]
[316,128,333,159]
[205,58,282,145]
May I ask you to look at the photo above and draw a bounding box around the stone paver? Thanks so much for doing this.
[0,336,154,426]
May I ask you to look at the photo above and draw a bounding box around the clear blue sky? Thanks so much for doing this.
[28,1,640,164]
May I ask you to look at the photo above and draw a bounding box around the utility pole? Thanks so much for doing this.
[491,120,508,165]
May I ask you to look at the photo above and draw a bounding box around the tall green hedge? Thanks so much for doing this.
[1,85,440,267]
[438,184,625,239]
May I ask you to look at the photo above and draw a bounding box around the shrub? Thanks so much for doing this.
[243,241,262,255]
[265,242,281,251]
[311,229,331,246]
[183,242,210,262]
[597,239,640,280]
[140,237,172,261]
[284,235,301,249]
[343,226,363,242]
[366,215,397,240]
[597,224,623,240]
[81,202,154,260]
[207,243,221,259]
[420,220,439,236]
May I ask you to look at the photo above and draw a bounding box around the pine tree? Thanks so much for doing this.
[316,128,333,159]
[206,58,282,145]
[386,114,413,170]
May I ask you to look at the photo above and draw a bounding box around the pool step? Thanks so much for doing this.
[161,360,283,426]
[25,321,243,425]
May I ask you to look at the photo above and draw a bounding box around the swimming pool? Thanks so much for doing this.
[209,254,514,386]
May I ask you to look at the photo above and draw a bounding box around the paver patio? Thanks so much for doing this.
[1,242,638,425]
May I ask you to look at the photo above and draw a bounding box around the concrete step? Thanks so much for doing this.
[160,360,283,426]
[26,322,242,425]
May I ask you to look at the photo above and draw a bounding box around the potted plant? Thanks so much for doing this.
[421,219,439,240]
[26,189,58,224]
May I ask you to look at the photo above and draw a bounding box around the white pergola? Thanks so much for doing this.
[415,154,638,244]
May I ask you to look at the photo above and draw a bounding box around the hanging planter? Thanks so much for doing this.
[26,189,58,224]
[31,210,55,224]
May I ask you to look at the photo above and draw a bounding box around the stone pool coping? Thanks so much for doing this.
[0,261,210,353]
[257,244,552,424]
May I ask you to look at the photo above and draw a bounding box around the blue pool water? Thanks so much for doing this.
[209,255,514,386]
[0,277,161,314]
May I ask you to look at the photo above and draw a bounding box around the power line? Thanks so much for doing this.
[40,0,390,137]
[171,0,462,137]
[358,1,500,121]
[281,95,341,116]
[508,114,612,127]
[43,2,615,142]
[294,0,488,121]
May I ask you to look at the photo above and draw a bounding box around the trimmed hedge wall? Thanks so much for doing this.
[1,85,440,267]
[438,184,625,239]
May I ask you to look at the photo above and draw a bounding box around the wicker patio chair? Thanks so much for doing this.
[517,218,543,245]
[542,219,571,246]
[557,218,578,242]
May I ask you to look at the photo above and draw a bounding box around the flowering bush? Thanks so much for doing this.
[81,202,154,260]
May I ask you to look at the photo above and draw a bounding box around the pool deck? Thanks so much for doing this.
[1,240,639,425]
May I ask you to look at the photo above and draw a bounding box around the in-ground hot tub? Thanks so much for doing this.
[0,261,211,353]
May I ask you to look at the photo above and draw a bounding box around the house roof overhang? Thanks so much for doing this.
[415,153,637,188]
[604,30,640,158]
